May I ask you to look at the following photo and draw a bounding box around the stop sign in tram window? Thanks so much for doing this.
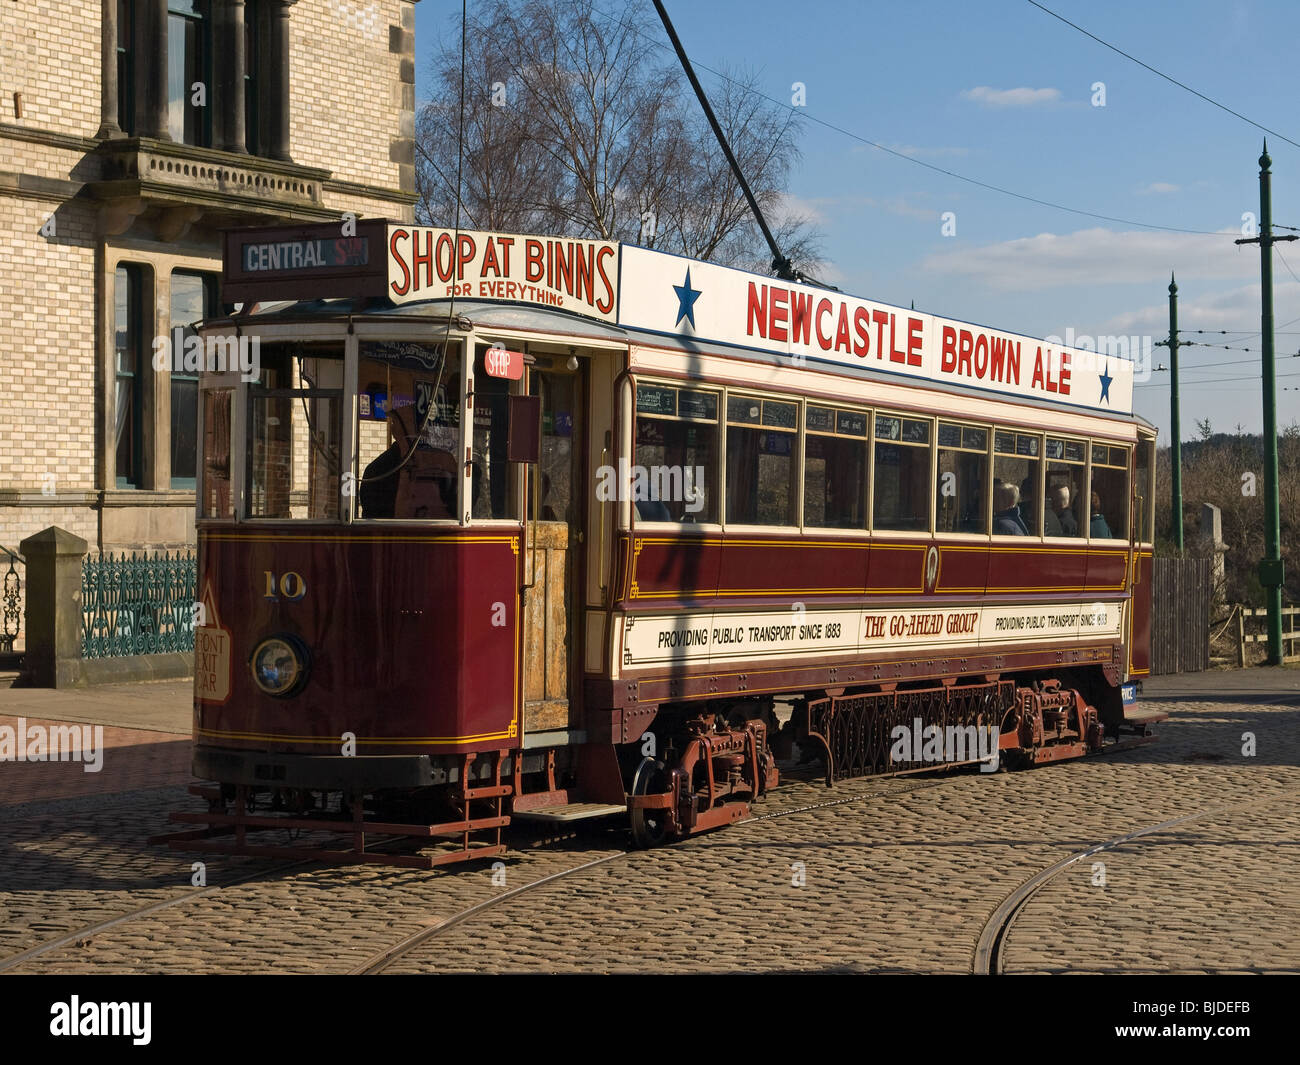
[484,346,523,380]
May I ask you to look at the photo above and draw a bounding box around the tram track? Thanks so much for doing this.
[0,857,313,974]
[349,775,947,974]
[971,799,1264,975]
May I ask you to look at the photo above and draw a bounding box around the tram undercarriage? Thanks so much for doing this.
[156,667,1161,868]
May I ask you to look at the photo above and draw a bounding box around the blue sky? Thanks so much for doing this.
[415,0,1300,442]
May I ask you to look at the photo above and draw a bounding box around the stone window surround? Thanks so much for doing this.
[100,0,297,161]
[101,243,222,495]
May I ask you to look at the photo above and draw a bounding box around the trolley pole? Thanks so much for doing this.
[1235,141,1295,665]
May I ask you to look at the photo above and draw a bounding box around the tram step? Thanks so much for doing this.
[511,802,627,823]
[0,671,19,689]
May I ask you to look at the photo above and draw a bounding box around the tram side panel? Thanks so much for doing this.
[195,528,521,761]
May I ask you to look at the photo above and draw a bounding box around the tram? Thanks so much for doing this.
[161,219,1159,868]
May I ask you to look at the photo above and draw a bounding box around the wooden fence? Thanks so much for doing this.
[1236,605,1300,666]
[1150,557,1211,675]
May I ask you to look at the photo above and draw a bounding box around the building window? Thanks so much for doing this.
[116,0,135,134]
[168,0,212,145]
[244,0,264,154]
[114,264,147,489]
[170,271,218,489]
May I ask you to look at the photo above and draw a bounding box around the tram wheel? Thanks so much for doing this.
[629,757,671,849]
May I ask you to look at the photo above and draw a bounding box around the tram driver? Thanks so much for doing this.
[359,403,458,520]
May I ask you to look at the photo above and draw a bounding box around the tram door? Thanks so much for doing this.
[523,363,586,736]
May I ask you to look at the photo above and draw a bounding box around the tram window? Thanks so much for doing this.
[873,414,932,532]
[354,341,458,521]
[726,395,796,526]
[992,430,1042,536]
[471,345,516,520]
[199,387,233,519]
[634,384,718,522]
[936,421,988,534]
[1089,444,1129,540]
[1135,436,1155,543]
[247,343,343,520]
[803,405,867,529]
[1044,437,1085,537]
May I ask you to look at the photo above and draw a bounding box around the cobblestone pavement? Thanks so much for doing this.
[1,672,1297,974]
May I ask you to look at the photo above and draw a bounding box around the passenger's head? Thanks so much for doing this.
[995,482,1019,512]
[1053,485,1070,510]
[1091,490,1102,512]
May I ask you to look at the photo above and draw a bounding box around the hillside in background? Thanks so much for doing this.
[1154,425,1300,608]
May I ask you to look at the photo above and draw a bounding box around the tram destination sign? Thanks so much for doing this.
[618,246,1136,415]
[222,220,390,303]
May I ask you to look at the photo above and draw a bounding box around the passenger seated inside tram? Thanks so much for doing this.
[635,498,673,521]
[1089,490,1113,538]
[993,482,1029,535]
[359,404,457,519]
[1051,485,1078,537]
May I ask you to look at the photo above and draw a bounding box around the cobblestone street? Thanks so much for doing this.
[1,671,1297,975]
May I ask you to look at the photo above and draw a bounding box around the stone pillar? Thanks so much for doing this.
[135,0,171,140]
[215,0,247,152]
[267,0,297,162]
[97,0,124,138]
[18,527,89,689]
[1200,503,1227,584]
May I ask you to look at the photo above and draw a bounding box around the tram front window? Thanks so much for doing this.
[247,343,344,520]
[355,340,459,521]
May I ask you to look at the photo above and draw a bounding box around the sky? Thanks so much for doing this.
[413,0,1300,443]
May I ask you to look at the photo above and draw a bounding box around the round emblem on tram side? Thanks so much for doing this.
[924,546,940,594]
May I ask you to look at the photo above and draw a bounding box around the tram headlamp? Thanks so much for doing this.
[250,635,310,697]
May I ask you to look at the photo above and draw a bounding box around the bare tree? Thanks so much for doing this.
[417,0,822,274]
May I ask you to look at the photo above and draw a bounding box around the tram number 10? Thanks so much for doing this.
[263,570,308,601]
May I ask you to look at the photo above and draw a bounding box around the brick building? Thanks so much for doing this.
[0,0,418,578]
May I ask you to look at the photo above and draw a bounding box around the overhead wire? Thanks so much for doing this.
[1025,0,1300,152]
[590,3,1225,236]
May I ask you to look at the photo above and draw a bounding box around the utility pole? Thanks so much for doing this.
[1155,275,1184,550]
[1235,141,1296,665]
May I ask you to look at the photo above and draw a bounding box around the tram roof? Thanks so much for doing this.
[213,295,1154,432]
[213,222,1150,427]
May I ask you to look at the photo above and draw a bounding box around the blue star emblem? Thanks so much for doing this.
[673,268,701,329]
[1098,360,1113,404]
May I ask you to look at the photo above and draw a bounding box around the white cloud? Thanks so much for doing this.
[1097,281,1300,339]
[771,192,828,225]
[920,227,1257,290]
[960,86,1061,108]
[1138,182,1180,195]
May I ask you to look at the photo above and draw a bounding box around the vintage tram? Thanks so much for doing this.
[162,220,1159,868]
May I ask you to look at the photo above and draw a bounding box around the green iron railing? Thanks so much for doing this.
[82,551,197,659]
[1,546,22,654]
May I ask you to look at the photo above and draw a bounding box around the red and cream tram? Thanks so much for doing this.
[165,220,1159,867]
